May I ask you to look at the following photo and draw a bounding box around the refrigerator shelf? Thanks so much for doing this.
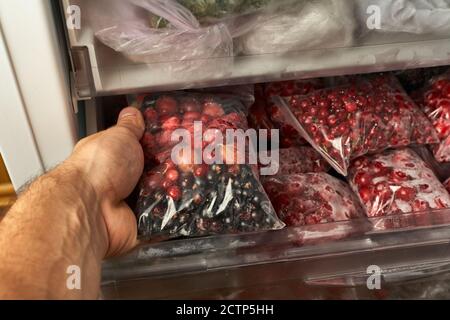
[101,209,450,299]
[61,0,450,99]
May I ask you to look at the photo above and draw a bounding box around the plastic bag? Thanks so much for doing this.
[348,148,450,217]
[247,85,274,132]
[265,79,324,147]
[356,0,450,36]
[135,91,284,240]
[413,146,450,181]
[171,0,274,25]
[237,0,355,55]
[89,0,233,72]
[444,177,450,194]
[414,72,450,162]
[261,147,330,176]
[276,77,439,175]
[263,173,364,226]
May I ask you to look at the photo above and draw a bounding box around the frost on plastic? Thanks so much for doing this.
[414,71,450,162]
[90,0,234,73]
[261,146,330,176]
[237,0,355,55]
[349,148,450,218]
[276,77,439,176]
[134,91,284,240]
[263,173,364,226]
[264,79,324,148]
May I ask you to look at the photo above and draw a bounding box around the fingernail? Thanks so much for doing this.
[120,111,137,119]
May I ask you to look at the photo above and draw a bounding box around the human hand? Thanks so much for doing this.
[68,107,145,257]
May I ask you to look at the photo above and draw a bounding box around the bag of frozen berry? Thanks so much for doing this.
[274,76,439,176]
[348,148,450,218]
[413,71,450,163]
[263,172,364,227]
[412,146,450,182]
[260,146,330,177]
[264,79,324,148]
[133,91,285,240]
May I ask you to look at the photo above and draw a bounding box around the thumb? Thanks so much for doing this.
[117,107,145,139]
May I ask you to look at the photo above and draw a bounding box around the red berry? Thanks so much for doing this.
[194,164,208,177]
[165,169,179,182]
[161,116,181,130]
[359,187,372,202]
[161,179,174,189]
[183,112,202,122]
[167,186,181,201]
[203,102,224,117]
[354,172,372,187]
[395,187,416,201]
[156,96,178,116]
[143,108,158,123]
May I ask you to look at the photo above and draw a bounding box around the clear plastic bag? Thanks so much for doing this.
[265,79,324,147]
[414,72,450,162]
[261,146,330,176]
[247,85,275,139]
[444,177,450,194]
[263,173,364,226]
[237,0,355,55]
[172,0,275,25]
[276,77,439,175]
[413,146,450,181]
[135,91,284,240]
[89,0,234,72]
[348,148,450,217]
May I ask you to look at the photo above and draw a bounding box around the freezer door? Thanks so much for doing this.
[0,0,77,190]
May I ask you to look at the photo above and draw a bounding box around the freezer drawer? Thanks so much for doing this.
[101,210,450,299]
[60,0,450,98]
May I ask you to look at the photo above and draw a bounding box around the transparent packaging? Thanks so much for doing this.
[264,79,324,147]
[348,148,450,218]
[263,173,364,227]
[262,146,330,176]
[133,91,284,240]
[275,77,439,175]
[61,0,450,97]
[414,71,450,162]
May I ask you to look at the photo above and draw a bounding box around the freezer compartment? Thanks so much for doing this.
[101,209,450,299]
[60,0,450,98]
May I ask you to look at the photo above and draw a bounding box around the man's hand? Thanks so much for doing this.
[0,107,145,299]
[68,107,145,257]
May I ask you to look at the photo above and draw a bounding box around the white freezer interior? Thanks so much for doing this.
[3,0,450,299]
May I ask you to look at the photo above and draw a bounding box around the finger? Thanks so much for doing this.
[103,201,139,258]
[116,107,145,140]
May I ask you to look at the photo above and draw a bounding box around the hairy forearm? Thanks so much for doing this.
[0,162,108,299]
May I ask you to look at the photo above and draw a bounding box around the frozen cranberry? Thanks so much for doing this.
[161,116,181,131]
[165,169,179,182]
[354,172,372,187]
[194,164,208,177]
[203,102,224,117]
[396,187,416,201]
[156,96,178,116]
[167,186,181,201]
[349,148,450,217]
[143,108,158,123]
